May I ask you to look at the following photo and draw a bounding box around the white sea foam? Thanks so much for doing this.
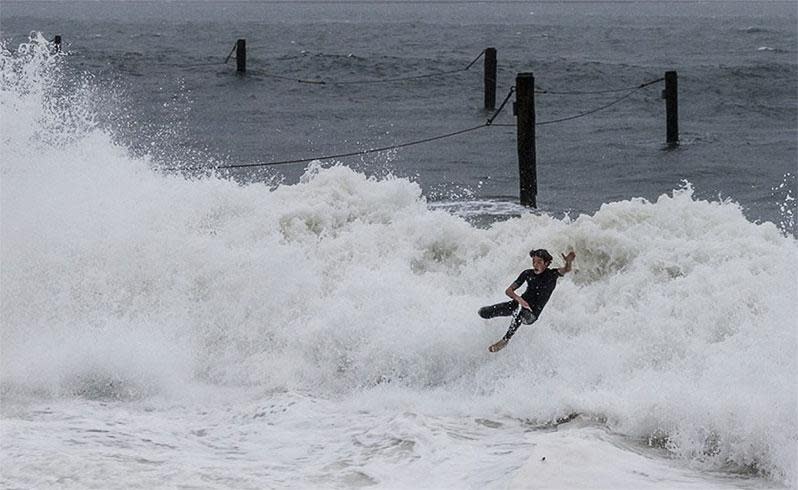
[2,34,797,486]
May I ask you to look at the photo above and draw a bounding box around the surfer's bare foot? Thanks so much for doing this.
[488,339,508,353]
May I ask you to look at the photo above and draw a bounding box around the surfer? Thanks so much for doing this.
[479,249,575,352]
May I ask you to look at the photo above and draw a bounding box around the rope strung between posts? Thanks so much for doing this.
[166,86,514,172]
[492,77,664,127]
[170,45,238,68]
[176,61,231,67]
[244,69,326,85]
[235,49,486,85]
[535,78,664,96]
[208,125,488,170]
[537,77,664,125]
[487,86,515,126]
[224,44,237,65]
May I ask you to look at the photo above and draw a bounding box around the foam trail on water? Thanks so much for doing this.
[1,34,796,485]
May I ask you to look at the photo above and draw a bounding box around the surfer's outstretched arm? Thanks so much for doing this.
[557,251,576,275]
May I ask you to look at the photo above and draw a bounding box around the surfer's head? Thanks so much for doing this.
[530,249,553,263]
[529,249,553,273]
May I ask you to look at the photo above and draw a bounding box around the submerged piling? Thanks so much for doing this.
[515,72,537,208]
[664,71,678,145]
[484,48,497,110]
[236,39,246,74]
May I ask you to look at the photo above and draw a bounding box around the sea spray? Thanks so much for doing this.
[773,172,796,236]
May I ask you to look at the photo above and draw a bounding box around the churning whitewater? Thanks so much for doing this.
[1,34,797,489]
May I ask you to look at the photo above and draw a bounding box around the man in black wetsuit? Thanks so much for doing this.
[479,249,575,352]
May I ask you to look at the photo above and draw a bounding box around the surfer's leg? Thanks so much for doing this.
[478,300,518,319]
[503,309,537,340]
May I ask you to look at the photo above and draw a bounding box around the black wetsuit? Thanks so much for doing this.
[478,268,563,340]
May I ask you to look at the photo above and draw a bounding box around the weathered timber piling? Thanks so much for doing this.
[236,39,246,74]
[515,72,537,208]
[663,70,678,145]
[484,47,497,110]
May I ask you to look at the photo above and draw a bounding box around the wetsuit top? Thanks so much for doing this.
[512,268,563,317]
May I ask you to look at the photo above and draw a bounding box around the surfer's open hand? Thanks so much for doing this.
[558,251,576,275]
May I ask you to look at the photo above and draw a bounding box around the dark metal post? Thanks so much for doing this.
[53,35,62,52]
[484,47,497,110]
[516,73,537,207]
[664,71,678,145]
[236,39,246,74]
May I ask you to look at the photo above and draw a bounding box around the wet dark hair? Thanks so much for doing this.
[529,249,553,263]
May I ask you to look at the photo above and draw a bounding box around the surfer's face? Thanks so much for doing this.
[531,256,548,273]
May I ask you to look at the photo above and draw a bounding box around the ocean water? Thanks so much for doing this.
[1,2,797,489]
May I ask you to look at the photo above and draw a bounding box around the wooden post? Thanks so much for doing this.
[516,73,537,208]
[236,39,246,74]
[53,35,62,52]
[484,47,497,110]
[664,71,678,145]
